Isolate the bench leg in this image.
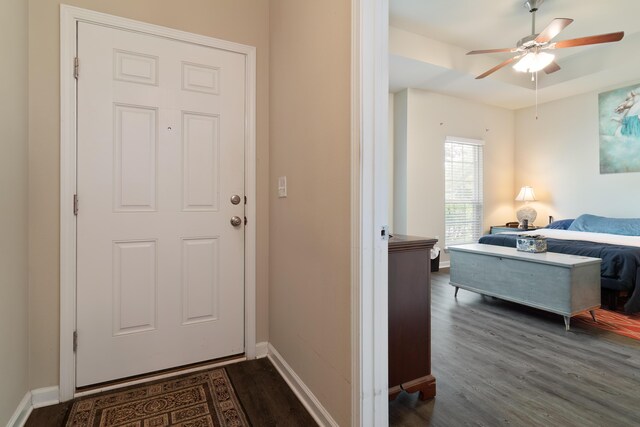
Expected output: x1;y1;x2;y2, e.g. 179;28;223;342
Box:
590;310;597;323
454;286;459;298
564;316;571;331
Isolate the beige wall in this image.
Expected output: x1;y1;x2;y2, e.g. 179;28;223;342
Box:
389;93;395;229
0;0;29;423
393;89;516;263
269;1;352;425
392;90;408;234
515;86;640;221
28;0;270;389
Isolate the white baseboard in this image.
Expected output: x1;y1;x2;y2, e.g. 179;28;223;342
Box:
255;341;269;359
6;386;60;427
31;386;60;409
440;261;450;269
267;344;338;427
6;391;32;427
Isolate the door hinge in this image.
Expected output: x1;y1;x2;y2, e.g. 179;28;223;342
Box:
244;196;247;205
244;216;248;226
73;331;78;353
73;194;78;216
74;57;79;79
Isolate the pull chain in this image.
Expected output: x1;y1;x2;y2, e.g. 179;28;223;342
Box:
534;71;539;120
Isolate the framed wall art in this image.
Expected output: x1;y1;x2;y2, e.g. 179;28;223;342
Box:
599;83;640;174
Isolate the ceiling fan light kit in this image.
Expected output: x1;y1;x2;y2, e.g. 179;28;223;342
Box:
467;0;624;79
512;51;555;73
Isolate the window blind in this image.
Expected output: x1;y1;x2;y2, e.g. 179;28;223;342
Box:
444;137;484;247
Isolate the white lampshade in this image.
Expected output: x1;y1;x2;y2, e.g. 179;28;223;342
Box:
515;186;536;202
512;52;555;73
516;186;537;226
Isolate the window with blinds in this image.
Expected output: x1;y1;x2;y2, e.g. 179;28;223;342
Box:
444;137;484;247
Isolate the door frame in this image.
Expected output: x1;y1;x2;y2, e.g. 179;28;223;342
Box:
351;0;389;425
59;5;257;401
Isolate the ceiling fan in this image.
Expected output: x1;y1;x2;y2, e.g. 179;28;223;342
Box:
468;0;624;79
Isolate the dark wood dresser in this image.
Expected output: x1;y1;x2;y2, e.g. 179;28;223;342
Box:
388;234;438;401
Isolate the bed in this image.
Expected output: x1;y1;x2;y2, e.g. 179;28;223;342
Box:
479;216;640;314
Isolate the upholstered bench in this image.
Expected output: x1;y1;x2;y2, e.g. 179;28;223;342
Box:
449;243;601;330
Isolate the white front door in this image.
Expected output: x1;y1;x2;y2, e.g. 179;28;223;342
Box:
76;22;246;387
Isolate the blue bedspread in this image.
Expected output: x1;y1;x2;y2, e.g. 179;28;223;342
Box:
478;234;640;313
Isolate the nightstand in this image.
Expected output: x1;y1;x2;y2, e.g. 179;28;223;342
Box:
490;225;540;234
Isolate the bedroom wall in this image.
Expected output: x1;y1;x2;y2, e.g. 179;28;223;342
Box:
515;82;640;222
0;0;29;423
269;1;351;425
389;93;395;228
393;90;409;234
393;88;516;263
28;0;270;391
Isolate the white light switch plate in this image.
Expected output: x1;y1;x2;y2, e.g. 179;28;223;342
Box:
278;176;287;198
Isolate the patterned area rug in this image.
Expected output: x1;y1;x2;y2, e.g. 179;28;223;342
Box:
574;308;640;341
65;369;249;427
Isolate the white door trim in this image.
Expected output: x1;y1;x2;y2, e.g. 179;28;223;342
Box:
351;0;389;425
59;4;257;402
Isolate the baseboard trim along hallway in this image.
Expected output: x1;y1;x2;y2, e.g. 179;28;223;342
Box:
267;344;339;427
31;387;60;409
7;386;60;427
7;392;33;427
255;341;269;358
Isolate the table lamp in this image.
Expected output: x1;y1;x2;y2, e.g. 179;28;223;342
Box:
515;186;537;228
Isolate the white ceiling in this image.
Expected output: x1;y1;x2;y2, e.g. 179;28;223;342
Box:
389;0;640;109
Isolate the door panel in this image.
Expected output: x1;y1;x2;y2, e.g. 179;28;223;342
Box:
181;237;220;325
76;22;245;387
113;104;158;212
183;112;219;211
112;240;158;335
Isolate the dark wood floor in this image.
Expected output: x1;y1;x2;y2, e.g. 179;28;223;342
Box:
390;271;640;427
25;358;314;427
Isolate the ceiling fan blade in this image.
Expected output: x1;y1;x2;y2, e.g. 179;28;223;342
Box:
467;48;516;55
550;31;624;49
535;18;574;44
543;61;561;74
475;56;519;79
